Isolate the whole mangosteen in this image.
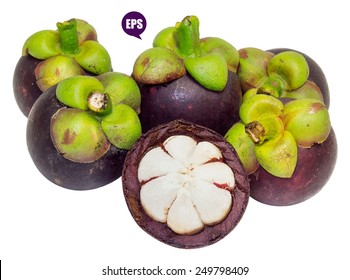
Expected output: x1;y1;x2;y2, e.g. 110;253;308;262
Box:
132;16;242;136
225;93;337;206
27;74;141;190
13;18;112;117
122;120;250;248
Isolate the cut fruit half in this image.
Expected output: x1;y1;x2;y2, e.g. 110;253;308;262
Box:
122;120;250;248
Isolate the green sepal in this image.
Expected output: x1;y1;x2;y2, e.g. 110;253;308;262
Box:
153;27;179;54
50;107;110;163
282;99;331;148
184;53;228;91
101;104;142;150
35;55;84;92
254;130;298;178
267;51;309;91
237;47;273;91
73;40;112;74
22;30;60;59
132;47;186;84
200;37;239;73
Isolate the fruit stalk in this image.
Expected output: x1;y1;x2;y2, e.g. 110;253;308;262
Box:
176;16;201;58
56;19;80;55
245;114;284;144
87;92;111;114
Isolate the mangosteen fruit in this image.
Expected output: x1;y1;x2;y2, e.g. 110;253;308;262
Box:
13;18;112;117
237;47;328;107
132;16;242;136
27;74;141;190
122;120;250;248
225;93;337;206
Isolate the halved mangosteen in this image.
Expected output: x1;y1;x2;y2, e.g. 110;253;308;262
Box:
122;120;250;248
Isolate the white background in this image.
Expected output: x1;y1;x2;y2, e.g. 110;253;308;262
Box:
1;0;349;279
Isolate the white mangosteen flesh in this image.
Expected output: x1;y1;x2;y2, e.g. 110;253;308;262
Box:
138;135;235;235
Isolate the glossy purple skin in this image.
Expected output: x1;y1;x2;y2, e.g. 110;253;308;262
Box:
249;129;337;206
13;55;42;117
138;71;242;136
267;48;330;108
27;85;127;190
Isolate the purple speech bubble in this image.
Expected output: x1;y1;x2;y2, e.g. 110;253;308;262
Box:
121;11;147;40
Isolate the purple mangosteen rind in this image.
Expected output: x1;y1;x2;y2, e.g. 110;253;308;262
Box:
122;119;250;249
13;55;42;117
249;128;337;206
138;70;242;136
27;85;128;190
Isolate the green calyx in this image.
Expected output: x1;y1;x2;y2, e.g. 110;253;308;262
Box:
133;15;239;91
227;93;331;178
238;48;324;102
52;75;142;163
22;18;112;91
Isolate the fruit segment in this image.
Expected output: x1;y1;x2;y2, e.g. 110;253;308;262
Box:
138;135;235;235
